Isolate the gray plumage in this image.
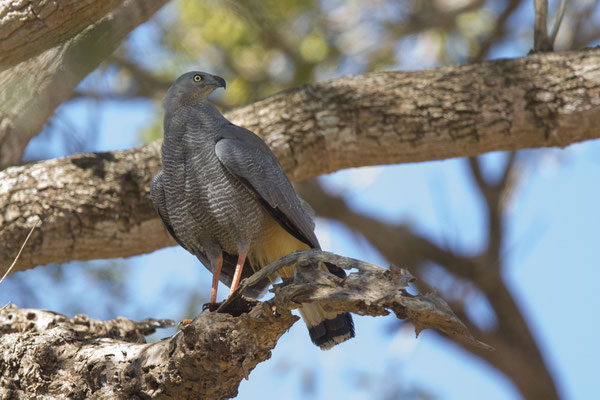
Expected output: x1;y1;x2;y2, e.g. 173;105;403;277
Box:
151;71;354;349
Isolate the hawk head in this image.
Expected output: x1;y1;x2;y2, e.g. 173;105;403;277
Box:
163;71;226;109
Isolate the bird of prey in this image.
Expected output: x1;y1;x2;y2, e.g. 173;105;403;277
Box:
150;71;354;349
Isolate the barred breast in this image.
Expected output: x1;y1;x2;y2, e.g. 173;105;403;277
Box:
161;105;272;258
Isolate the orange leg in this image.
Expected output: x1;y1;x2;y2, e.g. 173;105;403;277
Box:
228;250;248;296
210;256;223;304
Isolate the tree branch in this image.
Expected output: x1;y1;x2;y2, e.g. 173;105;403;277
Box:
0;0;125;70
571;2;600;48
232;250;490;350
548;0;567;47
467;152;518;266
296;178;560;399
533;0;567;52
2;48;600;272
533;0;550;51
0;303;295;399
0;251;487;399
0;141;172;273
222;48;600;180
0;0;169;170
386;0;485;38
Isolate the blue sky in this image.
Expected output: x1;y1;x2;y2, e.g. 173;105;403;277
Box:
6;2;600;399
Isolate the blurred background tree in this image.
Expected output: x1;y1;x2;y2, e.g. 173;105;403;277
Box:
3;0;600;398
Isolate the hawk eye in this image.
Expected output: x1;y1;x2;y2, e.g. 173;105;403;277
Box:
193;74;202;82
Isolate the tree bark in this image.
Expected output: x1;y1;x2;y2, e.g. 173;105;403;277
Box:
0;142;173;272
232;47;600;181
0;303;294;400
0;0;126;70
0;0;168;170
0;251;489;399
2;48;600;273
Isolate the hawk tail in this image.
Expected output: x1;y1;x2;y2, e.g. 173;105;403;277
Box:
299;304;355;350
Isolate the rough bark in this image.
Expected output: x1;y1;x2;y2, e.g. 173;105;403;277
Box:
0;0;168;170
0;0;125;70
230;47;600;181
0;251;489;399
234;250;490;351
2;48;600;273
0;141;174;272
0;303;294;400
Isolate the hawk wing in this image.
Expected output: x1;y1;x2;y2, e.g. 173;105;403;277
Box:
215;123;320;249
150;170;190;252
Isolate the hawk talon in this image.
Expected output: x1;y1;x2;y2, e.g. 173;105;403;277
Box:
178;318;193;328
202;302;222;312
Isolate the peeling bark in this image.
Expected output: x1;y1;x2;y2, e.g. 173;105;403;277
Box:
2;48;600;273
0;0;169;170
0;251;487;399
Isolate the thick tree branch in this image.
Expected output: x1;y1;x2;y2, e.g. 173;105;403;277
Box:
0;0;125;70
0;0;168;170
228;48;600;180
0;141;172;273
2;48;600;272
0;251;488;399
0;303;295;399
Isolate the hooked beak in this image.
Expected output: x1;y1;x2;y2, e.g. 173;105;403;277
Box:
213;75;226;89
